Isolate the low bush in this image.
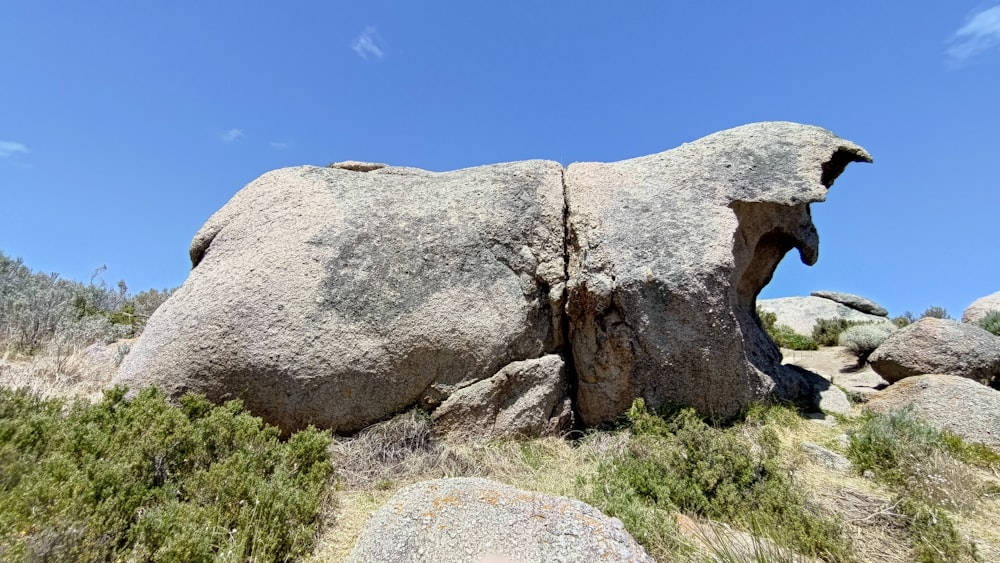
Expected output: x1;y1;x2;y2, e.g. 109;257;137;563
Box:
581;400;850;561
847;409;981;562
977;310;1000;337
920;306;951;320
838;323;897;366
770;325;819;350
0;251;174;358
0;387;332;562
812;318;867;347
892;312;915;328
756;307;818;350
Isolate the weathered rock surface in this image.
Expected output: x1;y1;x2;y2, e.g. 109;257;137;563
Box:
432;354;571;438
116;160;567;433
868;318;1000;384
867;374;1000;452
811;290;888;317
116;122;870;434
347;478;654;563
963;291;1000;325
801;442;852;472
758;296;891;338
566;122;870;424
780;346;889;401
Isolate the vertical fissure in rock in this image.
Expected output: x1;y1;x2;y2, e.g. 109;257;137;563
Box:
558;165;583;430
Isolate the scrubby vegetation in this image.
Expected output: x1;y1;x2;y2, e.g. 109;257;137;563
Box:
581;400;851;561
920;306;951;320
839;323;898;366
758;308;819;350
847;409;992;562
0;387;332;562
978;311;1000;337
812;318;870;347
0;251;172;359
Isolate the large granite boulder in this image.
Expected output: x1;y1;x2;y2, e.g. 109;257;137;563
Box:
867;374;1000;452
811;290;888;317
116;122;871;433
116;160;568;433
757;296;890;338
347;478;654;562
869;318;1000;385
963;291;1000;325
566;122;870;423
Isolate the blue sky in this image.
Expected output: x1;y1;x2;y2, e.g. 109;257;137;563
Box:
2;2;998;319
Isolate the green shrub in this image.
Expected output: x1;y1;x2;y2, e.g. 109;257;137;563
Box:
0;387;332;562
757;308;778;332
756;307;818;350
977;310;1000;337
0;251;175;357
811;318;864;347
892;312;915;328
770;325;819;351
581;400;850;561
847;409;978;562
920;306;951;320
838;323;897;366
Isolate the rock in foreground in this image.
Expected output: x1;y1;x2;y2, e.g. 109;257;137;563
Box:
347;478;653;563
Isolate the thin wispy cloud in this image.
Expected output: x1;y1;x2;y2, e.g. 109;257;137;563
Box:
219;128;245;143
269;141;290;150
0;141;30;158
947;5;1000;63
352;26;385;60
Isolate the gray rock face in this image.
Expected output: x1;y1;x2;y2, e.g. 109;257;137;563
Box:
758;296;891;338
869;318;1000;384
116;122;871;434
801;442;852;472
116;161;567;433
347;478;654;563
432;354;571;438
867;374;1000;452
566;122;870;423
811;290;888;317
963;291;1000;325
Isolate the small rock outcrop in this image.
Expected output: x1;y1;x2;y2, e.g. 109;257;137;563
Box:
432;354;572;438
811;290;888;317
758;296;890;338
347;478;654;563
963;291;1000;325
116;122;870;434
868;318;1000;384
867;374;1000;452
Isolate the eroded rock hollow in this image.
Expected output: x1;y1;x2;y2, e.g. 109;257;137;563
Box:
115;122;871;434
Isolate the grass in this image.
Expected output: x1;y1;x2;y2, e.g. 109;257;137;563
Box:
579;399;852;561
0;386;331;562
847;408;987;562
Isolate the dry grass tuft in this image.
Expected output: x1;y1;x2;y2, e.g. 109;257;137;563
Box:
0;341;123;402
